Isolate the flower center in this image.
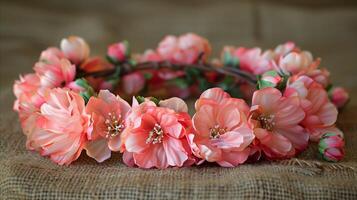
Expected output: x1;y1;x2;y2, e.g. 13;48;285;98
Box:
257;115;275;131
146;123;164;144
209;125;227;139
105;112;125;138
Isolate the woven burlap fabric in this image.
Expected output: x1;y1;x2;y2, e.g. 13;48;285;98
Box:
1;88;357;200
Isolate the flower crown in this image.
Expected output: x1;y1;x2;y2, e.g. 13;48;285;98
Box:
13;33;349;168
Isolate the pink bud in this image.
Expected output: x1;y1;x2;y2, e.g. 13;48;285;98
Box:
319;132;345;162
107;41;129;62
60;36;90;64
329;87;349;108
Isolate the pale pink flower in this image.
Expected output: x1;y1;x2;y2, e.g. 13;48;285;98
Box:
39;47;65;63
190;88;254;167
34;58;76;88
273;41;297;58
31;88;91;165
232;47;273;75
60;36;90;64
249;87;308;159
107;41;129;62
122;72;145;95
277;51;313;75
122;98;193;169
157;33;211;64
85;90;131;162
286;76;338;141
329;87;349;108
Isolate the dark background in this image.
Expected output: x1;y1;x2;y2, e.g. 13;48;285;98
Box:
1;0;357;105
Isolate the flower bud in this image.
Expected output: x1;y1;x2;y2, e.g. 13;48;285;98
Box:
107;41;130;63
60;36;90;64
67;78;95;103
318;132;345;162
329;87;349;109
258;70;283;89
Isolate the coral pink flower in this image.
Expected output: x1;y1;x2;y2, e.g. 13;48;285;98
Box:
249;87;308;159
13;73;42;110
231;47;273;75
305;68;330;88
60;36;90;64
329;87;349;108
122;72;146;95
13;73;46;149
107;41;129;62
34;58;76;88
85;90;131;162
31;88;91;165
190;88;254;167
286;76;338;141
122;97;193;169
157;33;211;64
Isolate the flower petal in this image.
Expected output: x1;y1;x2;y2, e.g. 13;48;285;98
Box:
84;138;111;163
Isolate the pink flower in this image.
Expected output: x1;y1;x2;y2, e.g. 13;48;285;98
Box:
122;72;146;95
190;88;254;167
318;129;345;162
249;87;308;159
231;47;273;75
13;73;46;149
329;87;349;108
273;41;297;58
157;33;211;64
85;90;131;162
305;68;330;88
39;47;65;63
34;58;76;88
31;88;91;165
286;76;338;141
276;51;313;75
122;97;193;169
140;49;162;62
60;36;90;64
107;41;129;62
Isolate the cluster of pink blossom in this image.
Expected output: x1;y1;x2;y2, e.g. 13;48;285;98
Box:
13;34;348;167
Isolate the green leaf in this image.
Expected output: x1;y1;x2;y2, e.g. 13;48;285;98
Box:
197;77;211;91
123;40;131;57
150;97;160;106
143;72;153;80
172;78;189;89
135;96;146;104
264;70;279;77
257;79;275;89
185;68;201;84
106;55;119;65
223;51;239;67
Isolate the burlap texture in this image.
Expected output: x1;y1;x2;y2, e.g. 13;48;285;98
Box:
1;88;357;200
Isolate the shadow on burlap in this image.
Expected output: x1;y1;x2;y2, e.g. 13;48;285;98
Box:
1;88;357;200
